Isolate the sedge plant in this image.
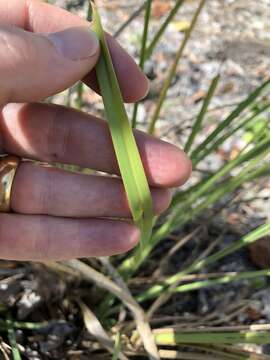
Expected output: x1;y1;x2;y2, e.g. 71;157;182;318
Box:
87;1;270;357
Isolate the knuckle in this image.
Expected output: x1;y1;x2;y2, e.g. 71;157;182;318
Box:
39;168;56;215
0;26;39;103
33;217;51;260
0;26;37;65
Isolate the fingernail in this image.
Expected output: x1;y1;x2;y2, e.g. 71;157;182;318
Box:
47;26;99;61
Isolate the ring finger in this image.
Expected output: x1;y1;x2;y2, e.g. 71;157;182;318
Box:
11;161;172;218
0;214;140;260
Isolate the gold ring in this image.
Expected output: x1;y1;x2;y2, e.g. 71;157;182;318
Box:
0;155;21;213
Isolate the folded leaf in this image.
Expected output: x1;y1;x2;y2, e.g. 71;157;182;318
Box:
91;1;154;248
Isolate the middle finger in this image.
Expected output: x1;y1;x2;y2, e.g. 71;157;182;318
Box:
1;103;191;188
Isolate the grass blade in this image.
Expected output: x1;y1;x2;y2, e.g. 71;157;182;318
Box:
148;0;206;134
91;2;154;247
112;332;121;360
191;78;270;162
132;0;152;128
6;317;21;360
79;301;128;360
184;74;220;154
138;223;270;301
145;0;186;60
192;102;270;165
75;1;92;110
154;329;270;345
172;269;270;293
174;136;270;212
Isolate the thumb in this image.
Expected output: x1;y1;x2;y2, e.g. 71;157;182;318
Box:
0;25;99;104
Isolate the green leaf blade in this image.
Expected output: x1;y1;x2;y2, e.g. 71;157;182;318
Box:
184;74;220;154
91;2;154;247
191;78;270;163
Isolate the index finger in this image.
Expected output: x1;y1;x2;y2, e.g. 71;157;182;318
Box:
0;0;148;103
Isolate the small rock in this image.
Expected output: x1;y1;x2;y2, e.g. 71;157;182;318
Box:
249;237;270;268
17;289;42;319
224;59;245;76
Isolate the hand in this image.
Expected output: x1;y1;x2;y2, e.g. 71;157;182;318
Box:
0;0;191;261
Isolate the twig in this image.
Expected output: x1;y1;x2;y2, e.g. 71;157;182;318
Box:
152;227;201;278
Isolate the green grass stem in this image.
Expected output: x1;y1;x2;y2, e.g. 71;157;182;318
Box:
145;0;186;60
132;0;152;128
148;0;206;134
185;74;220;154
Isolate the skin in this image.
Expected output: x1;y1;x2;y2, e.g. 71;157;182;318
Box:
0;0;192;261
